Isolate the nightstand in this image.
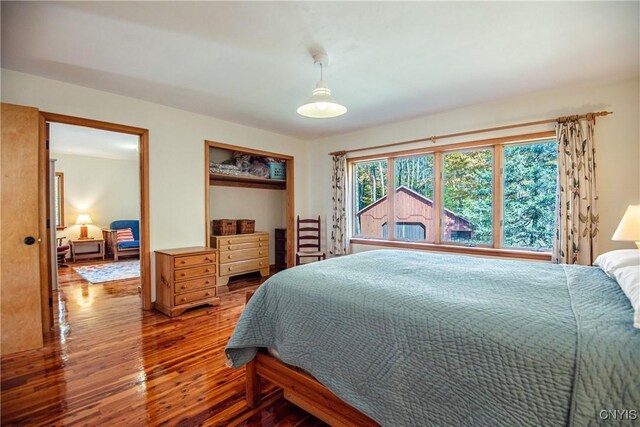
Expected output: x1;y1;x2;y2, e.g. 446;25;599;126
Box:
70;239;105;262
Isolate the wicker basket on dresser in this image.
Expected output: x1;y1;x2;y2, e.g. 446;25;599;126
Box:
210;231;270;292
155;247;220;317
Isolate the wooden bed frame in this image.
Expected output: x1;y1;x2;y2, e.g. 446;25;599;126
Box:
244;291;378;426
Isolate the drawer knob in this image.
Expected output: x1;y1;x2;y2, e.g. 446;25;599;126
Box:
181;273;186;277
227;240;232;244
228;267;233;271
205;292;210;296
181;298;186;302
259;243;263;247
206;269;211;273
181;285;187;289
181;260;186;264
205;280;210;284
228;255;232;259
227;246;232;250
259;251;263;255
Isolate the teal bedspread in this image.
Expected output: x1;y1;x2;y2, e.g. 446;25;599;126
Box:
225;250;640;426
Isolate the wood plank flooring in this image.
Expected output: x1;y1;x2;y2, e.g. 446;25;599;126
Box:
1;261;325;426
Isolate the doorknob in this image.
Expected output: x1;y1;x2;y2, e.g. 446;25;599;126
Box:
24;236;36;245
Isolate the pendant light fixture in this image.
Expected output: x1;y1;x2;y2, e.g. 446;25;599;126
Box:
297;53;347;119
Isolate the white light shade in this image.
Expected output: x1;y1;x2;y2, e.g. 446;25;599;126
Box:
612;205;640;247
297;80;347;119
75;214;93;225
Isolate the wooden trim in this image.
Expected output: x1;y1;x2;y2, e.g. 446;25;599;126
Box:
39;116;52;332
433;152;442;244
40;112;147;136
386;158;394;241
40;113;152;310
54;172;65;230
249;352;378;427
493;145;503;248
139;130;151;310
204;141;296;269
346;131;556;163
350;238;551;261
206;140;293;160
204;143;212;240
210;173;286;190
330;111;611;156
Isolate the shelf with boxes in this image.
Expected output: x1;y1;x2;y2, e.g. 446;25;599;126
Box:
205;141;295;270
208;147;286;190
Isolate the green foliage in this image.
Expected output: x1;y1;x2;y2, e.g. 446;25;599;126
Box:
443;149;493;244
394;156;434;198
355;161;388;211
503;141;557;250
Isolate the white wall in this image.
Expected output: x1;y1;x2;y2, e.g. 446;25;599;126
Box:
54;153;140;241
308;77;640;257
210;187;285;264
1;69;311;301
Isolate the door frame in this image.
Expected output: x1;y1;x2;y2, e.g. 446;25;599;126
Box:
204;140;295;269
40;112;152;315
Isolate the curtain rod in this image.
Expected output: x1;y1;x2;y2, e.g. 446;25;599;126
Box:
329;111;613;156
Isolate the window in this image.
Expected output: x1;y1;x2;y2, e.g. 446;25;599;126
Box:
442;149;493;245
354;160;388;238
394;155;434;241
54;172;65;230
502;141;557;250
349;133;558;254
382;222;426;240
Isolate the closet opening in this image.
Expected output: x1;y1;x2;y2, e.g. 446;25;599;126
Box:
204;141;294;294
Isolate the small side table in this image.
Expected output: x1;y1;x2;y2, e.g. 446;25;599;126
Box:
71;239;105;263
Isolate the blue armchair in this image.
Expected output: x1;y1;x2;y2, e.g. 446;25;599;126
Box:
103;220;140;261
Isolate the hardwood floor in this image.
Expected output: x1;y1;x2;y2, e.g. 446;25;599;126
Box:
1;262;325;426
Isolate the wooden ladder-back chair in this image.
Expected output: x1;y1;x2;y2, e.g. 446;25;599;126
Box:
296;216;326;266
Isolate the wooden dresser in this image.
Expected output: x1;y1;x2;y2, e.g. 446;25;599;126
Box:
155;247;220;317
210;232;270;292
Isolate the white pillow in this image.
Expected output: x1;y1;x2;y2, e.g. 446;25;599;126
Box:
594;250;640;329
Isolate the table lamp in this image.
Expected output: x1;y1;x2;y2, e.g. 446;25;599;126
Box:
76;214;93;240
612;205;640;249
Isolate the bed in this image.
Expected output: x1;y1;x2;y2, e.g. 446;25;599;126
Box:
225;250;640;426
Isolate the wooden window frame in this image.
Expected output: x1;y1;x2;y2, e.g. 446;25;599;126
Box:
54;172;65;230
348;131;556;261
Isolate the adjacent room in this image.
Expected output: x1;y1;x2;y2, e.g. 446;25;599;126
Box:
1;2;638;426
50;123;142;295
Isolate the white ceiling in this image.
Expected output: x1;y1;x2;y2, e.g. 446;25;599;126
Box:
50;123;139;160
2;2;638;140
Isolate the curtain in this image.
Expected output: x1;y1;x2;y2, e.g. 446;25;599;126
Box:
330;153;349;255
552;116;599;265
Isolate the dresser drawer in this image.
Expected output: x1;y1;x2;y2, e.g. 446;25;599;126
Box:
216;233;268;246
219;241;267;252
220;247;268;264
174;253;216;268
174;276;216;293
174;265;216;281
219;257;269;277
174;288;216;306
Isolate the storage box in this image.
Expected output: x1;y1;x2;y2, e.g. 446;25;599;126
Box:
237;219;255;234
268;162;286;180
212;219;237;235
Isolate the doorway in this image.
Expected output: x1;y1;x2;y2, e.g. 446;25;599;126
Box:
41;113;151;326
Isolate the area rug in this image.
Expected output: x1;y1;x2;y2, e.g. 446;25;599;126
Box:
73;260;140;284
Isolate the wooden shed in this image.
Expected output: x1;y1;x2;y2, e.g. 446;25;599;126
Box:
356;186;474;241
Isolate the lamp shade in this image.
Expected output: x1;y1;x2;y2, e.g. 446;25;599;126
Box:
297;80;347;119
612;205;640;243
75;214;93;225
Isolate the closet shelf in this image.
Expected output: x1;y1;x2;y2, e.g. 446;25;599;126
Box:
209;173;286;190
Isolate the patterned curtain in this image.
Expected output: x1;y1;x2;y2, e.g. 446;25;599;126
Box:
552;116;599;265
330;152;349;255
